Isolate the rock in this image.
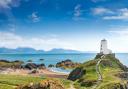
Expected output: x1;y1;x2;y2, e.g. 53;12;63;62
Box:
0;59;10;63
68;67;86;81
13;60;24;64
0;59;24;68
38;63;46;69
56;59;80;69
24;63;46;70
39;59;44;61
48;64;54;67
27;60;32;62
24;63;38;70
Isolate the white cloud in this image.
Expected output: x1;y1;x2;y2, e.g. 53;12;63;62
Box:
0;0;20;9
72;4;86;21
74;4;81;17
92;7;113;15
103;8;128;20
109;29;128;36
29;12;40;22
0;32;75;51
92;7;128;20
107;28;128;52
0;0;12;8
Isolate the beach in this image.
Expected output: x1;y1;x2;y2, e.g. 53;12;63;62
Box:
0;68;68;78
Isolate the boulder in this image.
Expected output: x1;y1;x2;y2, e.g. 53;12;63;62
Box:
56;59;80;69
24;63;37;70
27;60;33;62
24;63;46;70
0;59;10;63
38;63;46;69
39;59;44;61
48;64;54;67
68;67;86;81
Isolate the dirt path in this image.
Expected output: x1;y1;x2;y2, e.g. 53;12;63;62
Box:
96;55;105;81
92;55;105;89
96;59;103;81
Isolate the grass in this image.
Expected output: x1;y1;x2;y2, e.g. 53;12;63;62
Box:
0;74;42;89
59;79;71;88
0;74;71;89
72;54;128;89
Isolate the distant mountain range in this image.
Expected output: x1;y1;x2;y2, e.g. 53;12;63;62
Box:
0;47;96;54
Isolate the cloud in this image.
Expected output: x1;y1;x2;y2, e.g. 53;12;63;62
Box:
0;32;74;51
29;12;41;23
0;0;20;32
92;7;113;15
92;7;128;20
103;8;128;20
74;4;81;17
0;0;12;8
109;28;128;36
72;4;85;21
0;0;20;9
107;28;128;52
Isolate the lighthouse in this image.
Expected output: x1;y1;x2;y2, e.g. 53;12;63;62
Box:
100;39;112;54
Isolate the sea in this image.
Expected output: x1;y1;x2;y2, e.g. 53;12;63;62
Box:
0;53;127;74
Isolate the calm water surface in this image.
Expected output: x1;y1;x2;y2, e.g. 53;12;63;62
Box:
0;53;127;73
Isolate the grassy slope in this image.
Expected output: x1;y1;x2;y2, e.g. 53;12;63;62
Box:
73;54;127;89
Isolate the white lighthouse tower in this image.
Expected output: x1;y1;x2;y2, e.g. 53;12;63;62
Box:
100;39;112;54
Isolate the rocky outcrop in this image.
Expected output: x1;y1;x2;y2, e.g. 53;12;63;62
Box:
39;59;44;61
68;67;86;81
48;64;54;67
0;59;24;68
56;59;80;69
27;60;33;62
0;59;46;70
16;78;65;89
24;63;37;70
38;63;46;69
24;63;46;70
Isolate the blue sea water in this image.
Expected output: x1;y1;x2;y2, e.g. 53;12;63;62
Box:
0;53;96;66
0;53;127;73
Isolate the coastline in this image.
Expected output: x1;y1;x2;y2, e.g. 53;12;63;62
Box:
0;68;68;78
48;67;72;74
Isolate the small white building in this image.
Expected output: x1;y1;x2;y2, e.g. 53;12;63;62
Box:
100;39;112;55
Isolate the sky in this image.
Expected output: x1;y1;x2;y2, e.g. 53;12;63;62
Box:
0;0;128;52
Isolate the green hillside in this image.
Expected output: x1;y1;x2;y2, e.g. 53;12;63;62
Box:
68;54;128;89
